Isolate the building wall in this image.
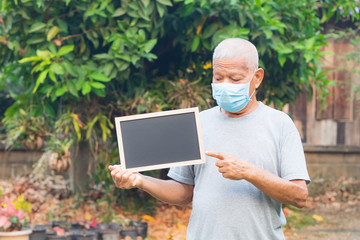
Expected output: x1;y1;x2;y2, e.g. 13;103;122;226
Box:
289;39;360;147
0;149;42;179
288;39;360;180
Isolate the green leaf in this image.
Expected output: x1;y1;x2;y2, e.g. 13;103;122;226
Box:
58;45;74;56
51;63;65;75
90;82;106;89
305;37;316;50
47;26;59;41
131;55;141;65
33;70;49;93
18;56;42;63
100;121;108;141
278;55;286;67
72;117;82;140
191;35;200;52
48;43;57;54
48;70;57;83
103;62;114;76
203;23;218;39
237;28;250;36
36;49;51;58
90;72;110;82
82;82;91;95
85;115;98;139
143;39;157;53
304;53;313;62
142;0;150;8
117;54;131;62
276;46;293;54
55;85;67;96
92;88;106;97
157;0;173;6
112;8;126;17
94;53;112;60
63;62;78;77
29;22;46;33
114;60;130;71
10;216;18;223
156;2;166;17
263;29;273;39
66;80;79;97
44;102;56;118
76;77;85;90
26;36;45;45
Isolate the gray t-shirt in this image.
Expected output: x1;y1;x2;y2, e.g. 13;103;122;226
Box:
168;102;310;240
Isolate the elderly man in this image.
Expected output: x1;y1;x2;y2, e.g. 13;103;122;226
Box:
109;38;310;239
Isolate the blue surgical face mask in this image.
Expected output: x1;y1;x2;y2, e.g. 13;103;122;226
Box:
211;71;256;113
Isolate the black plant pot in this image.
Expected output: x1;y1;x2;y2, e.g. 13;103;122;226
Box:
136;222;148;239
69;229;96;240
96;223;121;240
30;225;49;240
52;221;73;230
120;228;138;240
47;235;72;240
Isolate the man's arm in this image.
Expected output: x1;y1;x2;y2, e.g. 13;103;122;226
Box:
109;165;194;207
206;151;308;208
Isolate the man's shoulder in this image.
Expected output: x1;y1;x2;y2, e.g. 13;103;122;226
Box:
260;103;291;119
258;103;295;127
200;106;219;116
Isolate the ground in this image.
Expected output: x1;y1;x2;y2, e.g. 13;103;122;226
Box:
0;176;359;240
285;177;360;240
285;198;360;240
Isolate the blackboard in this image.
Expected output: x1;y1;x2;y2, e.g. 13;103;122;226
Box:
114;107;205;172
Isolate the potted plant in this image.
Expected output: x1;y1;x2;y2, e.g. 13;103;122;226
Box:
70;218;98;240
46;137;73;174
120;221;147;240
119;221;138;240
0;196;32;240
46;227;71;240
2;108;46;151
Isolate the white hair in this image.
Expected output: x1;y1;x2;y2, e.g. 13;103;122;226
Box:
213;38;259;71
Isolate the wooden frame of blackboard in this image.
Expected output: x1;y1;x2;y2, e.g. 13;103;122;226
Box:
114;107;205;172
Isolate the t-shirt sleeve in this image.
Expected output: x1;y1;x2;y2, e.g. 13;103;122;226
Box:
280;125;311;184
167;165;195;185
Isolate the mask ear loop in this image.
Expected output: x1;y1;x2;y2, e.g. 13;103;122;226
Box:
249;88;256;101
248;70;257;101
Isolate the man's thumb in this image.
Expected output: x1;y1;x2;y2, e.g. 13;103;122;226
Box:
108;165;120;171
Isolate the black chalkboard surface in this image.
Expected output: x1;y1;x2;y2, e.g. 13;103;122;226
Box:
114;107;205;172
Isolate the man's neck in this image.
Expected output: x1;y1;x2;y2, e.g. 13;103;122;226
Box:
220;99;259;118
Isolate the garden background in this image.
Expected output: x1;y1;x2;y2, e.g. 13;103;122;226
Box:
0;0;359;239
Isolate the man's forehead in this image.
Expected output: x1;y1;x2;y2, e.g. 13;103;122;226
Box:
213;57;250;72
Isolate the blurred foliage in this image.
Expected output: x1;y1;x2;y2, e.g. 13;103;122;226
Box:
0;0;359;204
283;205;319;230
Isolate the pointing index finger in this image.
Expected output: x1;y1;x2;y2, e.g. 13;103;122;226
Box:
205;151;225;160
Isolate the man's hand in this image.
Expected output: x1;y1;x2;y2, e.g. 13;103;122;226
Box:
206;151;309;208
205;151;256;180
109;165;194;206
109;165;143;189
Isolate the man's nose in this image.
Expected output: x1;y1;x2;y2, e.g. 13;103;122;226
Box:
223;78;232;83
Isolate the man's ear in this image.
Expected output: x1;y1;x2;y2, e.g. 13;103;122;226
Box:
254;68;264;88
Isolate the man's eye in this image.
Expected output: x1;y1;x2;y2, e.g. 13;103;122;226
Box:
232;79;241;81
